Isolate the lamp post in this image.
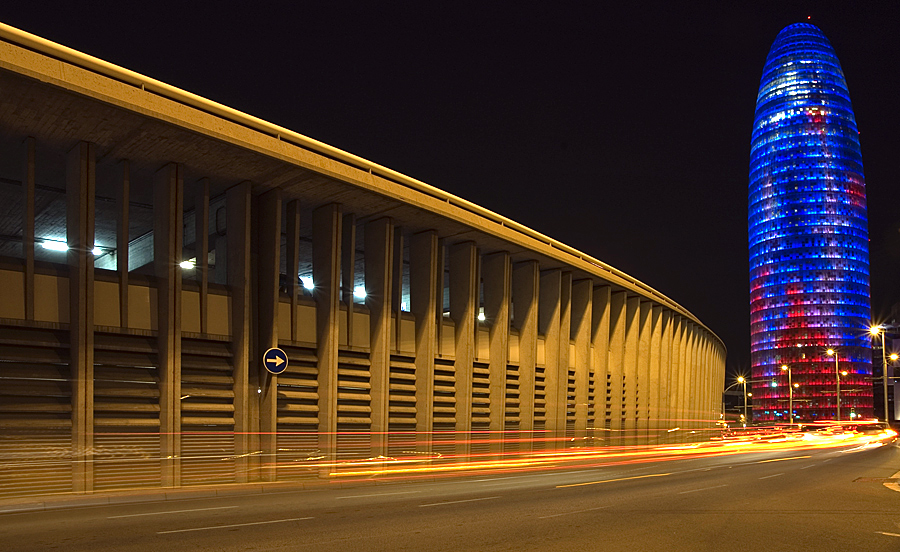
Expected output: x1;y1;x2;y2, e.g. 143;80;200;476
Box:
826;349;848;422
722;376;750;425
780;364;793;425
869;325;889;423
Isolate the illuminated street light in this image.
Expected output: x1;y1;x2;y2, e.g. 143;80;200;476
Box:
869;325;890;423
781;364;793;425
826;348;843;421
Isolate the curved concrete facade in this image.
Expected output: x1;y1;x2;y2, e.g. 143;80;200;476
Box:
0;23;725;497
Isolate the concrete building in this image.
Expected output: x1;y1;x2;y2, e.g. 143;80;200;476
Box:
0;22;725;498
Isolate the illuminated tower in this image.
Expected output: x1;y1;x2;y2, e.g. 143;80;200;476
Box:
749;23;873;422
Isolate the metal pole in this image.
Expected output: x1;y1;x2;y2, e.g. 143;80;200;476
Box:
788;366;793;426
882;331;889;424
835;354;841;422
742;379;748;425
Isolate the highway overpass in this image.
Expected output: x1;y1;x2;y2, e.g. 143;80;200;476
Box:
0;22;725;498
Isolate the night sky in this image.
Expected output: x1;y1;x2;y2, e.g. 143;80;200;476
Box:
4;2;900;377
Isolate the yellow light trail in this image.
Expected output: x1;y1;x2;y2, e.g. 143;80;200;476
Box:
556;473;671;488
756;456;811;463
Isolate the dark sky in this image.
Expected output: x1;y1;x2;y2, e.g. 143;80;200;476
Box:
4;1;900;376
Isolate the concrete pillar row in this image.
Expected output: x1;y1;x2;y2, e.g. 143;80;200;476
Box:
607;291;627;444
590;286;611;439
341;214;356;347
450;241;477;457
637;300;652;443
512;260;539;452
194;178;209;334
116;161;130;329
226;181;251;483
67;141;96;493
312;203;342;470
23;137;35;320
538;269;562;443
410;230;439;452
648;305;663;440
571;279;592;443
623;296;640;443
285;200;301;342
365;217;394;457
154;162;184;487
482;251;511;454
257;188;282;481
658;310;673;431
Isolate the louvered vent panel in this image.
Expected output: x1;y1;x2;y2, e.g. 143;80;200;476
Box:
0;328;73;498
180;337;235;486
276;346;318;480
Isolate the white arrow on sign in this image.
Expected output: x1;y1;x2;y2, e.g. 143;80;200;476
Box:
266;356;285;367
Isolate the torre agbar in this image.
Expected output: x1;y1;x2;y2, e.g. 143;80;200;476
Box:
749;23;873;423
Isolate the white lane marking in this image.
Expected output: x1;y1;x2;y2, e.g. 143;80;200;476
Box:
109;506;238;519
758;473;784;480
538;505;610;519
336;491;421;500
419;496;500;508
678;484;727;494
157;517;311;534
884;470;900;494
876;532;900;537
799;464;815;470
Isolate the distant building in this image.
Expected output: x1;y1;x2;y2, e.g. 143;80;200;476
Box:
749;23;873;422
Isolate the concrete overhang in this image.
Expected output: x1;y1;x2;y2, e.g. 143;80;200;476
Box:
0;21;724;350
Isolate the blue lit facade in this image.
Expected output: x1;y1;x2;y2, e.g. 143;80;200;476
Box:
749;23;873;422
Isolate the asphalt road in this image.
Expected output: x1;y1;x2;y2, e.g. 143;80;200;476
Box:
2;439;899;552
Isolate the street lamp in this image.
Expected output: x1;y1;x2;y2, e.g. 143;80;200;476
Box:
723;376;750;425
781;364;794;425
826;349;848;422
869;325;889;423
737;376;748;424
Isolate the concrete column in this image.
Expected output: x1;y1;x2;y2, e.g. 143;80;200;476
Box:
591;286;611;441
257;188;281;481
285;200;301;342
559;273;572;441
313;203;342;469
341;214;356;346
672;317;685;432
571;280;592;443
410;230;439;452
607;292;627;444
392;228;404;353
623;297;640;443
483;251;510;454
227;182;251;481
23;137;35;320
648;306;662;441
637;301;652;443
450;242;477;457
365;217;394;457
67;142;95;493
116;161;130;328
686;324;697;429
512;261;538;452
659;310;673;432
194;178;209;334
538;270;562;446
154;162;183;487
